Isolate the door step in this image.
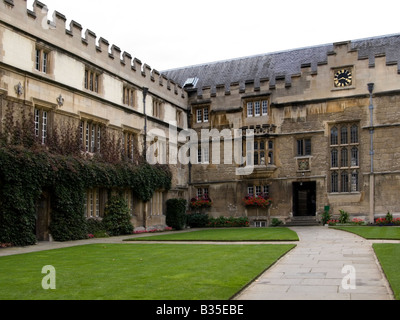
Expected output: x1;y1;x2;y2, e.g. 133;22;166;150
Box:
285;216;320;227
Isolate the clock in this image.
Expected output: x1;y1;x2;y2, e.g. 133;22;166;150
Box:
334;69;353;87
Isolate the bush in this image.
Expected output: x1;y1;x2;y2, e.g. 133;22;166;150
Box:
86;218;109;238
102;196;134;236
271;218;283;227
166;199;187;230
321;209;331;225
187;213;209;228
208;216;249;228
339;210;350;224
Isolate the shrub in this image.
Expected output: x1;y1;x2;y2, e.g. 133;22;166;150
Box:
207;216;249;228
271;218;283;227
187;213;209;228
166;198;187;230
86;218;105;234
386;212;394;224
339;210;349;224
102;196;134;236
321;209;331;225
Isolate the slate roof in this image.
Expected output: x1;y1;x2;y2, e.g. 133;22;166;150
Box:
162;33;400;92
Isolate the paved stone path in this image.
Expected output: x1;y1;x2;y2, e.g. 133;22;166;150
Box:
235;226;395;300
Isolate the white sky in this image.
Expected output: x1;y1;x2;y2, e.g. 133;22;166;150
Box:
27;0;399;71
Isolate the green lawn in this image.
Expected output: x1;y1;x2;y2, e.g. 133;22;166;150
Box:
128;228;299;242
0;243;295;300
332;226;400;240
373;244;400;300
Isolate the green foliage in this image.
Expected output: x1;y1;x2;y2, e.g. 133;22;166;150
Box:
187;213;209;228
166;198;187;230
321;209;331;225
207;216;250;228
271;218;283;227
339;210;350;224
102;196;134;236
0;143;171;245
386;212;394;224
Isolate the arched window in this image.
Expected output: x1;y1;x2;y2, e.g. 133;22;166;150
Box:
341;148;348;167
331;127;338;145
351;147;359;167
341;172;349;192
351;171;359;192
351;125;359;144
341;126;348;145
331;172;339;193
331;149;338;168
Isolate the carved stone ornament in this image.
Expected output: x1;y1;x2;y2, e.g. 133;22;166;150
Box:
56;94;64;107
14;82;24;96
298;158;310;171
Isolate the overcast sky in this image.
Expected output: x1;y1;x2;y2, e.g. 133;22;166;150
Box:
27;0;399;71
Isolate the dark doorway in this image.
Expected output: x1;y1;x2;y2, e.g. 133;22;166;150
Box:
293;182;316;217
36;193;51;241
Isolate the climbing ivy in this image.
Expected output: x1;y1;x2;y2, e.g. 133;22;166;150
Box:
0;146;171;245
0;102;172;246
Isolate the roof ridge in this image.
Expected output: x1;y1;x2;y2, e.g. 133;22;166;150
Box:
162;33;400;74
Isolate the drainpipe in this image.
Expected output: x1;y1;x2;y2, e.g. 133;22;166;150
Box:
142;87;149;159
368;83;375;224
142;87;149;229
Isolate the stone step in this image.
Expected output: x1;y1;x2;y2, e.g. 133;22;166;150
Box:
285;216;320;227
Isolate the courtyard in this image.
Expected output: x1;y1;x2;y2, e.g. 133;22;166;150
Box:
0;226;399;300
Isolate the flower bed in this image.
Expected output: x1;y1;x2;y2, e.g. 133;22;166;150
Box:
375;213;400;226
190;196;213;209
242;194;272;209
375;218;400;226
327;218;366;226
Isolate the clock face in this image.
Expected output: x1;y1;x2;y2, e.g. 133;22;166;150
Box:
334;69;353;87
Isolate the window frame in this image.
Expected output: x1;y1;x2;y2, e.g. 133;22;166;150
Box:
34;107;50;145
84;68;101;93
194;106;210;124
245;98;269;118
297;138;312;157
80;120;102;154
329;123;360;193
35;47;50;74
123;86;136;108
247;184;270;197
252;138;275;166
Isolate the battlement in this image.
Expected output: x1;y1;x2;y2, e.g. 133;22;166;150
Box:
164;33;400;102
0;0;188;106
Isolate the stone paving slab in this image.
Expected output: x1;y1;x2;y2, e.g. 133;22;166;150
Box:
235;226;395;301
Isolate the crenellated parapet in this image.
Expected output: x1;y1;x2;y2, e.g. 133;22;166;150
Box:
0;0;188;107
164;34;400;104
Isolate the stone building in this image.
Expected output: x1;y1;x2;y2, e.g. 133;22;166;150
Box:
0;0;189;240
1;0;400;241
164;34;400;226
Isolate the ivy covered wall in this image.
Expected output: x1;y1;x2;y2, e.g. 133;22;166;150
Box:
0;101;172;246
